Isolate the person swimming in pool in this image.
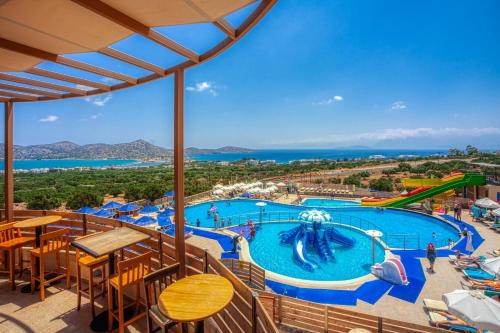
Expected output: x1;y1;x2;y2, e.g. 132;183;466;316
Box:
196;218;201;228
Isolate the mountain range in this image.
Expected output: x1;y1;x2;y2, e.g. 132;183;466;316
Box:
0;140;253;160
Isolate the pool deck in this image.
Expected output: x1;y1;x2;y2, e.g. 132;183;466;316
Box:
335;210;498;326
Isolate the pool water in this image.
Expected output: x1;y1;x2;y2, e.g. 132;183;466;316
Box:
302;198;360;207
184;199;460;249
248;223;385;281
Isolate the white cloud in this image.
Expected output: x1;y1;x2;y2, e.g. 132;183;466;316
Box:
80;113;103;121
39;115;59;122
84;93;112;107
270;127;500;146
75;84;94;91
391;101;407;110
186;81;218;96
313;95;343;105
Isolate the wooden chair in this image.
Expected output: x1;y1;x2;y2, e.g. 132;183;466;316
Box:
0;222;35;290
108;251;152;333
143;263;180;333
30;228;71;301
75;233;108;318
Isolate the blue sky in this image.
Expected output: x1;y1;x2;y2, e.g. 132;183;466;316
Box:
4;0;500;149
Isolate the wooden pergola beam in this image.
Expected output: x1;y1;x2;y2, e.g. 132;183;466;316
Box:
98;47;166;76
0;73;87;95
0;90;38;101
26;68;111;91
71;0;200;63
213;18;236;39
173;69;186;277
0;83;62;98
0;37;137;84
4;102;14;221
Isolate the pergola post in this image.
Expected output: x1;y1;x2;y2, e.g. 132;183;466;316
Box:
4;102;13;222
173;70;186;277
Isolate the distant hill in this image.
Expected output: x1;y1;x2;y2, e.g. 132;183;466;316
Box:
0;140;253;160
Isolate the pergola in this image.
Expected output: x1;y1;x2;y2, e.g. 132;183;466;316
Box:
0;0;275;275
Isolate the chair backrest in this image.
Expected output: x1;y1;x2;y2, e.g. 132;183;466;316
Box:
143;263;180;311
0;222;21;243
117;251;153;288
40;228;70;255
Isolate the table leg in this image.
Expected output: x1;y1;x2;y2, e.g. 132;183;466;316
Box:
20;227;42;293
195;321;204;333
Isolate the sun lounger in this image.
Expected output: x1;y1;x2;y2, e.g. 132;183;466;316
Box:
423;299;448;312
427;311;480;332
463;268;496;280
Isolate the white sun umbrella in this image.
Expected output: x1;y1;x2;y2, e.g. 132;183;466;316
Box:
213;184;223;190
465;230;474;253
213;189;224;195
480;257;500;278
299;209;331;223
254;181;263;186
266;181;275;187
475;198;500;209
268;185;278;192
443;289;500;331
277;182;286;187
491;208;500;217
260;188;271;195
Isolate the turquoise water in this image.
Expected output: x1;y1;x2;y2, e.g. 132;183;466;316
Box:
249;223;385;281
302;198;360;207
0;159;159;170
191;149;446;163
184;199;460;249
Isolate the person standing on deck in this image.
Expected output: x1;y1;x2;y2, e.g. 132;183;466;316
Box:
426;242;437;273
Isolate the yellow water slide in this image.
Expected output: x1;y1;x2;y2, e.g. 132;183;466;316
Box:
401;173;464;188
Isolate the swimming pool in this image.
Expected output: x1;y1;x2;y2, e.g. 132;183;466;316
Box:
247;222;385;281
184;199;460;249
302;198;360;207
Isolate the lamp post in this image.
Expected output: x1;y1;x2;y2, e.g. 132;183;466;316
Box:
365;230;383;265
256;202;267;223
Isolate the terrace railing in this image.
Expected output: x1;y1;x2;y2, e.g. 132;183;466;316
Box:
258;291;448;333
221;258;266;291
4;209;279;333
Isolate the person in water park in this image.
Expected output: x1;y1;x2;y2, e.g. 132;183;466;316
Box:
426;242;437;273
214;212;219;229
231;231;243;253
249;224;256;239
196;218;201;227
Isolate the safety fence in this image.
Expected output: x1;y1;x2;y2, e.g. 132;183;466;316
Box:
257;291;447;333
221;258;266;290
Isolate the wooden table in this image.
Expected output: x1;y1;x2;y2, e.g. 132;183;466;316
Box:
14;215;62;293
71;227;150;332
158;274;234;333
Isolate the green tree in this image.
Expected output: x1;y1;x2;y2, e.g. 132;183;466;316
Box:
448;148;464;157
66;190;103;209
465;145;480;156
343;174;362;186
369;177;394;192
329;177;341;184
27;192;62;210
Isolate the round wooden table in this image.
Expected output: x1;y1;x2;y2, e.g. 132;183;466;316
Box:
14;215;62;292
158;274;234;333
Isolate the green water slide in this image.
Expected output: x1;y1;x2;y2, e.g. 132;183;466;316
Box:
386;173;486;208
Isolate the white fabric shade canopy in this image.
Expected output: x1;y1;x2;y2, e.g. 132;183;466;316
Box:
443;289;500;331
475;198;500;209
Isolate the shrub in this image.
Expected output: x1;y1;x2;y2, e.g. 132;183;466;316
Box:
27;192;62;210
66;190;103;209
343;174;362;186
329;177;341;184
369;177;394;192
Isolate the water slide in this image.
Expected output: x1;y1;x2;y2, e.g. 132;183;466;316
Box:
325;227;356;247
361;173;485;208
293;228;317;271
314;229;335;261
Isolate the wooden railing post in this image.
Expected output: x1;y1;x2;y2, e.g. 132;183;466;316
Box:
378;317;383;333
277;294;282;325
158;232;163;267
82;214;87;236
324;305;329;333
251;291;257;333
203;249;208;273
249;261;253;287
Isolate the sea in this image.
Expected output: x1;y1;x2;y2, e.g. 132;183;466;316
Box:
191;149;447;164
0;149;446;170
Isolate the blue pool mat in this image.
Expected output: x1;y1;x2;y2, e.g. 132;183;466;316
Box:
221;252;239;259
355;279;393;304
